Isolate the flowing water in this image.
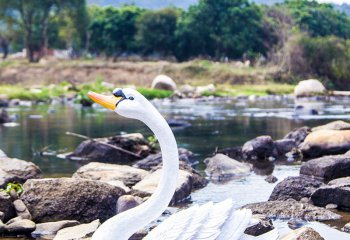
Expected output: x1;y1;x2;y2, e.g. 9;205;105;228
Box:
1;95;350;239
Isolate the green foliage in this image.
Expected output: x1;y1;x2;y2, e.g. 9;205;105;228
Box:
136;88;173;99
77;79;113;104
147;135;159;149
4;182;23;195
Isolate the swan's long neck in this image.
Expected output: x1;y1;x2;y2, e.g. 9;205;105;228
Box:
92;103;179;240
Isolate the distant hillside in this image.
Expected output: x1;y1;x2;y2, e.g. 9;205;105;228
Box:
87;0;350;16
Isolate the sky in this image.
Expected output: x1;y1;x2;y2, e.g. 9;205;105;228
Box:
318;0;350;3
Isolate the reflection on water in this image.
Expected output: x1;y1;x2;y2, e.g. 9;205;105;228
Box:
1;96;350;237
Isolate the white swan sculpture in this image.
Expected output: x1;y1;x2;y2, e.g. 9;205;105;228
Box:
88;88;279;240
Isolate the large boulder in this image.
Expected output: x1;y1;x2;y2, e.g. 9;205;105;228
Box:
132;169;192;204
242;136;274;161
20;178;125;223
312;121;350;132
73;162;149;187
284;127;311;146
311;177;350;210
281;227;324;240
300;154;350;182
0;191;15;222
269;176;324;201
300;130;350;158
0;157;42;188
294;79;326;97
151;75;176;91
243;200;340;221
204;154;251;181
68;133;152;163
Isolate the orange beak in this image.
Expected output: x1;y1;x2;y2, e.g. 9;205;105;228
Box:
88;91;122;111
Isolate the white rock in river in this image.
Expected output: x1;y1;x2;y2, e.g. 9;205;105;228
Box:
294;79;326;97
151;75;176;91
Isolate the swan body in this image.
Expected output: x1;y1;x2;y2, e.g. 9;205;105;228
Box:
88;88;279;240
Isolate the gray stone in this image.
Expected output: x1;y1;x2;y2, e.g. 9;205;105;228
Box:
265;175;278;183
294;79;326;97
269;176;323;201
312;120;350;132
0;211;4;221
21;178;125;223
342;222;350;233
0;157;42;188
32;220;80;238
204;154;251;181
300;154;350;182
281;227;324;240
53;219;100;240
0;220;5;234
73;162;149;187
242;136;274;161
284;127;311;146
117;195;142;214
273;139;296;157
151;75;176;91
0;190;15;222
13;199;31;220
5;219;36;234
243;200;340;221
244;215;274;236
325;203;338;209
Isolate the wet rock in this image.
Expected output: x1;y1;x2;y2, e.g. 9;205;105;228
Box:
204;154;251;181
117;195;142;214
9;189;19;200
273;139;296;157
73;162;149;187
300;130;350;158
68;133;152;163
294;79;326;97
167;119;191;128
0;211;4;221
13;199;31;220
32;220;80;238
269;176;323;201
311;177;350;211
281;227;324;240
133;148;196;171
151;75;176;91
217;147;244;161
178;162;208;189
243;200;340;221
20;178;125;223
342;222;350;233
5;219;36;234
300;154;350;182
0;157;42;188
0;95;9;108
244;215;274;236
53;219;100;240
265;175;278;183
284;127;311;146
132;169;192;205
242;136;274;161
0;220;5;233
312;120;350;132
0;110;10;124
130;230;148;240
0;190;15;222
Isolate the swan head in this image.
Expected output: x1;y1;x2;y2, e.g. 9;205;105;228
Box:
88;88;151;119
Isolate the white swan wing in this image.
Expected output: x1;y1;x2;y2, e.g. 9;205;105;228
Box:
217;208;252;240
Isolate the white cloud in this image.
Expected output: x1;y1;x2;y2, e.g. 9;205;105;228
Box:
317;0;350;4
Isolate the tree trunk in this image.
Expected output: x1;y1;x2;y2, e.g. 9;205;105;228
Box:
0;37;9;59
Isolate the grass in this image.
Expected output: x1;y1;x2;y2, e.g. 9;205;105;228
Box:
137;88;173;99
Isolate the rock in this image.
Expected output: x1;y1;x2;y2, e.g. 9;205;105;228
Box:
0;95;9;108
0;157;42;188
217;147;244;161
151;75;176;91
167;119;191;128
243;200;340;221
0;211;4;221
5;219;36;234
244;215;274;236
311;177;350;210
273;139;296;157
242;136;274;161
132;169;192;205
0;220;5;233
0;110;10;124
294;79;326;97
20;178;125;223
284;127;311;146
68;133;152;163
204;154;251;181
133;148;196;171
265;175;278;183
178;162;208;189
195;84;216;95
343;222;350;233
53;219;100;240
0;190;15;222
117;195;142;214
300;154;350;182
73;162;149;187
269;176;323;201
13;199;32;220
300;130;350;158
281;227;324;240
325;203;338;209
9;189;19;200
312;120;350;132
32;220;80;238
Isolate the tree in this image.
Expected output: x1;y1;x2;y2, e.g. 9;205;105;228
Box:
0;0;87;62
175;0;265;61
136;8;180;57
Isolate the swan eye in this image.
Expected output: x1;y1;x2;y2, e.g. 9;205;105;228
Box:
128;97;134;100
